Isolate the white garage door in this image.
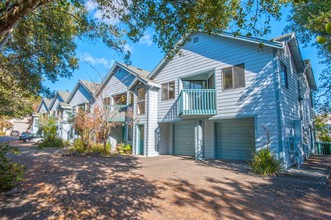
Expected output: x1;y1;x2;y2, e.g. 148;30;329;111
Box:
215;118;255;160
173;121;195;156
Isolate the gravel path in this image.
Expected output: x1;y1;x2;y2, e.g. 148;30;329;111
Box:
0;141;330;219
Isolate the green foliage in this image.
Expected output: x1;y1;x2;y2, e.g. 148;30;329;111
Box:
314;114;331;142
69;138;87;154
116;143;132;155
69;138;112;156
38;137;64;149
285;1;331;107
40;116;57;142
0;143;24;191
249;148;282;176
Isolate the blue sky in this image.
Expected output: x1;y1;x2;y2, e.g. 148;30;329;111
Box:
44;5;324;93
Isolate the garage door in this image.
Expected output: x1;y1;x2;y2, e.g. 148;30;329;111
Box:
215;118;255;160
173;121;195;156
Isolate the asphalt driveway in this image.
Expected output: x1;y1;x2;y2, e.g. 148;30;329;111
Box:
0;142;330;219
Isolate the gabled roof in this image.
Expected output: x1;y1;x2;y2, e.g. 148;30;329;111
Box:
272;32;305;72
48;90;71;111
67;80;99;104
95;61;157;96
148;31;285;79
80;80;99;94
304;60;317;91
58;90;70;102
37;98;52;113
273;33;317;90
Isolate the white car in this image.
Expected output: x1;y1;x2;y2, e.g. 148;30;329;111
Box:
30;136;44;144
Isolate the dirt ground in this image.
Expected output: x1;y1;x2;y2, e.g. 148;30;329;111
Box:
0;141;330;220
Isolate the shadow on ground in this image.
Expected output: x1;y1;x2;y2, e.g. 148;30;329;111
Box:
1;145;330;220
0;147;162;219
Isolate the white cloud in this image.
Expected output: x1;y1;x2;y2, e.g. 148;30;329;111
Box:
85;0;98;11
81;52;114;68
123;44;133;54
139;32;153;47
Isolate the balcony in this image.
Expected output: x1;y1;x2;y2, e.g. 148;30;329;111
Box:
178;89;216;115
107;105;127;122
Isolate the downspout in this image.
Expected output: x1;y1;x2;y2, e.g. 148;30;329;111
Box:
273;49;284;161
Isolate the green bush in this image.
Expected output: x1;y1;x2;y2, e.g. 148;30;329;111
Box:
69;138;87;154
38;137;64;149
69;139;112;156
116;143;132;154
249;148;282;176
0;143;24;191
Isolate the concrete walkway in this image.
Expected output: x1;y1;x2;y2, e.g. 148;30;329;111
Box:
286;155;331;183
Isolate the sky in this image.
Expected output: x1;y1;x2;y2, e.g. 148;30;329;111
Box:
44;5;324;94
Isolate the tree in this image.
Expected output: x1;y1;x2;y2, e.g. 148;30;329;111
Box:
39;116;57;141
0;1;292;94
0;71;38;117
285;1;331;108
314;113;331;142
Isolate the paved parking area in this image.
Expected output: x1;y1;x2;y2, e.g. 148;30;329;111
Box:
0;142;330;219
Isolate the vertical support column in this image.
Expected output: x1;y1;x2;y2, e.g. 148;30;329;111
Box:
195;119;204;160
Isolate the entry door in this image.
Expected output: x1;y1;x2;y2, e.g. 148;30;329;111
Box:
137;125;144;155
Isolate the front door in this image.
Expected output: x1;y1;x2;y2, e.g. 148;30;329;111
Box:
137;125;144;155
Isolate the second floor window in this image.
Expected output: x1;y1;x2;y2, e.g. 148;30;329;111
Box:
113;93;127;105
280;62;288;88
103;97;111;108
222;64;245;90
137;87;145;115
161;81;175;101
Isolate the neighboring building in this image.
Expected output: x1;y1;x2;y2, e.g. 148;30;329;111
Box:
48;90;71;140
94;62;156;148
5;117;29;135
66;80;99;140
31;98;52;134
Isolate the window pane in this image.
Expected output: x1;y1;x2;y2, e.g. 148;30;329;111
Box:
169;81;175;99
183;80;190;89
137;101;145;114
233;64;245;88
161;83;168;101
128;126;133;141
208;75;214;89
280;62;288;88
114;93;126;105
137;87;145;101
223;68;233;90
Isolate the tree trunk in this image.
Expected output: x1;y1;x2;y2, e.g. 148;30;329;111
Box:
0;0;53;40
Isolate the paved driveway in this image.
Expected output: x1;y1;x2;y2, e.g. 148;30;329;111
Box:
0;142;330;219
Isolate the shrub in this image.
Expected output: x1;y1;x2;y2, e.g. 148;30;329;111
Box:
38;137;64;149
69;138;87;154
117;143;132;154
69;139;112;156
0;143;24;191
249;148;282;176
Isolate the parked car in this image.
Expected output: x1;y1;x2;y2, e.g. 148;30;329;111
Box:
10;130;20;136
21;133;37;142
30;136;44;144
19;132;29;140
